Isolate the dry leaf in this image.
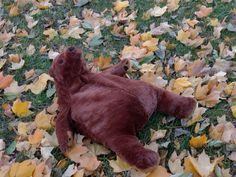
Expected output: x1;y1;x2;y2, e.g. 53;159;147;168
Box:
9;160;36;177
113;0;129;12
65;144;88;163
172;77;192;94
26;44;36;56
121;46;147;60
25;14;38;29
28;129;44;145
195;6;213;18
109;156;131;173
25;73;53;94
167;0;180;12
43;28;58;41
150;129;167;142
78;153;100;171
185;151;223;177
189;134;208;148
0;59;7;69
9;4;19;16
147;6;167;17
12;99;32;117
0;72;13;89
147;165;171;177
93;56;112;69
35;110;54;129
228;152;236;161
4;81;25;96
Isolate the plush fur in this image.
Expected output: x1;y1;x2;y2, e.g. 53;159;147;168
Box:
49;47;197;170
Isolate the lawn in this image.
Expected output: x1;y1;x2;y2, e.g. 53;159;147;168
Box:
0;0;236;177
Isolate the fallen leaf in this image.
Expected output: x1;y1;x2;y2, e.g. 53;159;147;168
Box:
189;134;208;148
109;156;131;173
172;77;192;94
121;46;147;60
12;99;32;117
25;14;38;29
9;4;19;16
78;153;100;171
185;151;223;177
93;56;112;69
28;129;44;145
62;164;78;177
150;129;167;142
147;165;171;177
35;109;54;129
195;5;213;18
113;0;129;12
228;152;236;161
0;72;13;89
4;81;25;96
9;160;36;177
65;144;88;163
26;44;36;56
147;6;167;17
0;59;7;69
25;73;53;94
43;28;58;41
167;0;180;12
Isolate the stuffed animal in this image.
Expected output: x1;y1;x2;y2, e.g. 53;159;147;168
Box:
49;47;197;170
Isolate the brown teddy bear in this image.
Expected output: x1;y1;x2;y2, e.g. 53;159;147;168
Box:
49;47;197;170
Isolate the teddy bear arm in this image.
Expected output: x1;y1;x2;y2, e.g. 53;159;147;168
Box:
155;87;197;118
56;109;75;152
106;134;159;170
102;59;129;76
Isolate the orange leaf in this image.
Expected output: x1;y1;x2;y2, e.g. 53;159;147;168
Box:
0;72;13;89
147;165;171;177
28;129;44;145
93;56;112;70
195;6;212;18
189;134;208;148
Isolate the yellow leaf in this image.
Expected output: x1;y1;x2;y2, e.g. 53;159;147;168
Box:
12;99;32;117
184;157;200;177
141;32;153;41
35;109;54;129
10;160;36;177
231;105;236;118
189;134;208;148
142;38;159;52
109;156;131;173
186;151;224;177
147;165;171;177
9;4;19;16
224;82;236;95
93;56;112;69
28;129;44;145
174;58;186;72
195;6;213;18
33;162;50;177
208;18;219;27
25;73;53;94
176;30;191;43
113;0;129;12
17;122;30;135
43;28;58;41
172;77;192;94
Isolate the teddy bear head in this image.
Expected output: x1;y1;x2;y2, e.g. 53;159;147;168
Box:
49;47;86;83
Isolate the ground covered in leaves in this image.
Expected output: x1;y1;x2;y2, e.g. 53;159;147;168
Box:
0;0;236;177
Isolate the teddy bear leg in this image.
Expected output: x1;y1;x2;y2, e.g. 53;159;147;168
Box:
102;59;129;76
155;87;197;118
107;135;159;170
